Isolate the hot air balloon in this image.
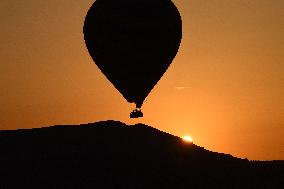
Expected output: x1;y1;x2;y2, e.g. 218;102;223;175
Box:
83;0;182;118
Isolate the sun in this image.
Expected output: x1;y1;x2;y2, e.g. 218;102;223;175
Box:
182;136;193;143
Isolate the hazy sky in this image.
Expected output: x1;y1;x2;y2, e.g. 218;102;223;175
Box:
1;0;283;160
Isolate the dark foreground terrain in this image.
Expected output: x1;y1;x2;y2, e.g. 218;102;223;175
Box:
0;120;283;188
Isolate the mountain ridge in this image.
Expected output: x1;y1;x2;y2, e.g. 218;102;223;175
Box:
0;120;283;188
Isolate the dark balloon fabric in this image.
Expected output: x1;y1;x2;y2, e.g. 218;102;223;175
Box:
84;0;182;108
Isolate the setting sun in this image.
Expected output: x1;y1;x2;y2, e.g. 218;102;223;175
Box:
182;136;193;143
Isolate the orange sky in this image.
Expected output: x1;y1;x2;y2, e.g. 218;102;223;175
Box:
1;0;283;160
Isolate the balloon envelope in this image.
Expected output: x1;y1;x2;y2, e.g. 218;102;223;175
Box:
84;0;182;108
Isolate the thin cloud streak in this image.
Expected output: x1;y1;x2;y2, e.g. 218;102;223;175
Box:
175;87;192;91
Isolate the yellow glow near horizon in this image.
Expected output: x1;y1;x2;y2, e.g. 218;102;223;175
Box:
182;136;193;143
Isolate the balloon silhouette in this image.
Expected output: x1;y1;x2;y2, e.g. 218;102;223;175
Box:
84;0;182;118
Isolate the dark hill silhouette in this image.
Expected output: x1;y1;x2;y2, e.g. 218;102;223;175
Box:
0;120;283;188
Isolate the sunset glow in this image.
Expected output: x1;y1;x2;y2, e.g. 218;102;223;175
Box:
0;0;283;160
182;136;193;143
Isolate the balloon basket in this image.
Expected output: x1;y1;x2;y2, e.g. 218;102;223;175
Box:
130;108;143;118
